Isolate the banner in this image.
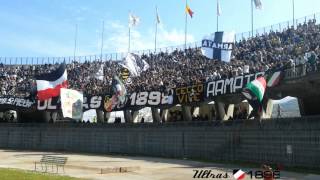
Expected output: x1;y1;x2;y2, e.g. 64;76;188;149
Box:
60;88;83;119
206;72;265;98
0;96;35;109
127;90;174;107
37;95;102;111
174;84;204;104
201;31;235;62
0;71;276;112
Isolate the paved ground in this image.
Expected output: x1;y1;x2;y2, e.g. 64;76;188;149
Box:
0;149;318;180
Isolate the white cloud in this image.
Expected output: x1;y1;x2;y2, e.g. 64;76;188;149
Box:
103;21;195;54
158;26;195;45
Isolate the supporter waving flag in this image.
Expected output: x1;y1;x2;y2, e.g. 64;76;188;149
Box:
120;53;149;77
104;75;127;112
95;64;104;81
112;75;127;104
242;76;266;102
242;76;266;118
36;63;68;101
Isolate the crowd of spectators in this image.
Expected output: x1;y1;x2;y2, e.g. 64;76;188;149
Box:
0;19;320;97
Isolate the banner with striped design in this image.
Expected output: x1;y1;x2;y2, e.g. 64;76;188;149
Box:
36;63;68;101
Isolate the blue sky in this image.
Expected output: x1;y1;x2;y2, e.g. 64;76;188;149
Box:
0;0;320;57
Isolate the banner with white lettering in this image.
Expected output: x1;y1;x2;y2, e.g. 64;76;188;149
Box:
126;89;174;108
0;96;35;110
0;72;270;112
205;72;265;98
201;31;235;62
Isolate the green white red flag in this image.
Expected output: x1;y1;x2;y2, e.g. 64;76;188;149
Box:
242;76;266;102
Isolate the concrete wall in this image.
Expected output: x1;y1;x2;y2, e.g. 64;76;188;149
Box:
0;117;319;169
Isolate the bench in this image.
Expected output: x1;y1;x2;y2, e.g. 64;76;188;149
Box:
34;155;68;173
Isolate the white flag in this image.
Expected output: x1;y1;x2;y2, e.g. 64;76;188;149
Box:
60;88;83;120
129;13;140;27
156;7;161;24
217;0;222;16
120;53;149;77
95;64;104;81
254;0;262;9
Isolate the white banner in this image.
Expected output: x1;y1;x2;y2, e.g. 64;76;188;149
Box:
61;88;83;120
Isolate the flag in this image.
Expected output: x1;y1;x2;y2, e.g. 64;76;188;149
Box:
95;64;104;81
156;7;161;24
119;53;149;77
254;0;262;9
267;71;282;87
60;88;83;120
185;4;194;18
36;63;68;101
104;76;127;112
112;76;127;104
120;68;132;84
201;31;235;62
242;76;266;102
217;0;222;16
129;13;140;27
120;68;130;82
233;169;246;180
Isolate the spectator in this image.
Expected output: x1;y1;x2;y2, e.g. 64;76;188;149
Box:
0;18;319;97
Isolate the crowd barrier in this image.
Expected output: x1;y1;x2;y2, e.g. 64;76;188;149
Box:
0;116;319;169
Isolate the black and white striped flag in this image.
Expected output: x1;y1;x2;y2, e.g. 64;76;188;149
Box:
201;31;235;62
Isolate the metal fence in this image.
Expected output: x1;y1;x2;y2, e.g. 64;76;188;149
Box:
1;12;320;65
236;12;320;41
283;63;320;80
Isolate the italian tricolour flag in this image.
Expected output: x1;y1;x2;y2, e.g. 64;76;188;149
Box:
242;77;266;102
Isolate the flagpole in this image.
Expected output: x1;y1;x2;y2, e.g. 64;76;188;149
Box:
217;15;219;32
73;24;78;61
216;0;219;31
100;20;104;61
155;6;158;52
251;0;254;37
292;0;295;28
128;27;131;53
184;0;187;51
128;11;131;53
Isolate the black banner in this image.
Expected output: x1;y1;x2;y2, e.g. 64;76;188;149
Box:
174;84;204;104
0;72;266;112
126;90;174;107
0;96;35;109
206;72;265;98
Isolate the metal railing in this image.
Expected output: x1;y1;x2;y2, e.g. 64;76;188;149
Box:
1;12;320;65
235;12;320;41
283;63;320;80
